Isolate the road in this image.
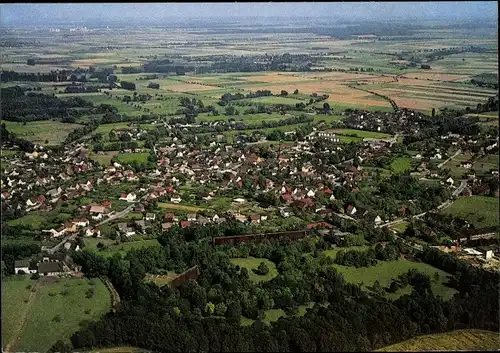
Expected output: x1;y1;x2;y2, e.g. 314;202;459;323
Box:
438;149;462;169
47;204;136;254
452;180;468;197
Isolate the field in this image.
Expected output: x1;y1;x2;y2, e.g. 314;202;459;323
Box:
230;257;278;283
390;156;412;173
332;259;457;300
115;152;150;164
1;120;83;145
86;239;161;258
443;196;499;228
3;277;111;352
89;151;120;166
157;202;203;213
379;329;500;352
241;302;316;326
145;272;178;287
332;128;392;139
89;347;149;353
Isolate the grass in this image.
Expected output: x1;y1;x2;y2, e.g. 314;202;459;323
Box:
443;196;499;229
115;152;150;164
241;302;315;326
333;128;392;139
390;156;412;173
332;259;457;300
88;239;161;258
157;202;203;212
9;278;111;353
322;245;371;259
390;221;410;233
1;276;37;349
2;120;83;145
7;214;46;230
379;329;500;352
145;272;178;287
230;257;278;283
89;151;119;166
89;347;150;353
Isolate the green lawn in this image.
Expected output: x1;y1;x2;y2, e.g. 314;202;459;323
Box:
2;120;83;145
90;239;161;258
115;152;150;164
334;128;392;139
9;278;111;353
332;259;457;300
241;302;316;326
230;257;278;283
390;156;412;173
7;214;46;230
1;276;37;349
443;196;499;229
322;245;371;259
390;221;410;233
379;329;500;352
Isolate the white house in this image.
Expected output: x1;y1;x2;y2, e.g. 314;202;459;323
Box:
42;228;64;238
374;215;383;225
329;194;336;201
119;193;137;202
14;259;35;274
145;213;156;221
446;177;454;185
306;190;315;198
85;228;101;237
71;218;89;227
170;196;182;204
260;215;268;221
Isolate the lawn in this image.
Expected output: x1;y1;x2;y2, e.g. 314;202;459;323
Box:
8;278;111;353
157;202;203;212
1;276;37;350
332;259;457;300
379;329;500;352
333;128;392;139
241;302;316;326
230;257;278;283
115;152;150;164
1;120;83;145
89;347;150;353
88;151;119;166
7;214;46;230
389;221;410;233
145;272;178;287
322;245;371;259
443;196;499;229
390;156;412;173
89;239;161;258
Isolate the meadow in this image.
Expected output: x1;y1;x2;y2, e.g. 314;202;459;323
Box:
390;156;412;173
230;257;278;283
332;128;392;139
157;202;204;213
379;329;500;352
331;259;457;300
115;152;150;164
443;196;499;228
3;277;111;353
85;238;161;258
1;120;83;145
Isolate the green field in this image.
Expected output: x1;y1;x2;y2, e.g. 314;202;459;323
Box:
390;156;412;173
334;128;392;139
379;329;500;352
322;245;370;259
241;302;316;326
332;259;457;300
115;152;150;164
89;151;119;166
4;277;111;353
157;202;203;212
7;214;46;230
390;221;410;233
230;257;278;283
443;196;499;228
87;239;161;258
2;120;83;145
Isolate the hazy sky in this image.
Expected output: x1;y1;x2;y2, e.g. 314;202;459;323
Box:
1;2;498;25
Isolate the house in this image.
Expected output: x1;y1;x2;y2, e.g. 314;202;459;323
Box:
187;213;197;222
145;213;156;221
71;218;89;227
135;220;147;232
280;208;291;218
461;161;473;169
281;193;292;203
38;262;64;276
446;177;454;186
170;196;182;204
42;228;64;238
197;216;210;226
117;222;135;237
180;220;191;229
134;204;145;212
89;205;107;220
162;222;174;231
46;187;63;198
119;193;137;202
85;228;101;237
374;215;383;225
163;212;175;222
14;259;36;274
346;205;357;215
249;215;260;224
234;214;247;223
260;215;268;222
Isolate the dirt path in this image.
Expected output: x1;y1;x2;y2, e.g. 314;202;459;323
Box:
4;279;43;352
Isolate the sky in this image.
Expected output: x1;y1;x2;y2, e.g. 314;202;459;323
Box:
1;2;498;25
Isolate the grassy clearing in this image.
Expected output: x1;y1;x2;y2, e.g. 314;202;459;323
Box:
89;151;119;166
115;152;150;164
241;302;316;326
7;214;46;230
2;120;83;145
390;156;412;173
332;259;457;300
333;128;392;139
89;347;149;353
157;202;203;212
389;221;410;233
11;278;110;353
322;245;371;259
90;239;161;258
230;257;278;283
379;329;500;352
145;272;178;287
1;276;37;349
443;196;499;229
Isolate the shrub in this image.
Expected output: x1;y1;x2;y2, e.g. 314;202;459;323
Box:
30;273;40;280
52;315;61;322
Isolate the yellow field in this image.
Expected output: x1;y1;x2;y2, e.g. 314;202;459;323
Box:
157;202;203;212
378;329;499;352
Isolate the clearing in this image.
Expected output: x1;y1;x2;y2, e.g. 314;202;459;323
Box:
443;196;499;229
157;202;204;212
390;156;412;173
2;120;83;145
230;257;278;283
378;329;499;352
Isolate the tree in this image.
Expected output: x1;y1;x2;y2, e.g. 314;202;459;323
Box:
293;89;299;95
280;90;288;96
254;261;270;276
225;301;242;323
432;108;436;117
225;105;236;116
215;302;228;316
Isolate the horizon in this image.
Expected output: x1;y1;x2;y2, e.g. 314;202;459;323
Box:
1;2;498;26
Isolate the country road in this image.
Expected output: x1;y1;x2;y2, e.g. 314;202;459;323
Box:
438;149;462;169
452;180;468;197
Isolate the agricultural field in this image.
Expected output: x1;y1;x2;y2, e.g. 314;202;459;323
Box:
379;329;500;352
443;196;499;229
1;120;83;145
332;128;392;139
157;202;204;213
115;152;150;164
86;239;161;258
332;259;457;300
88;151;120;166
3;277;111;353
390;156;412;173
230;257;278;283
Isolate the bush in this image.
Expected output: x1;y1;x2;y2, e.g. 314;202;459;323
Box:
30;273;40;280
52;315;61;323
26;284;32;290
60;289;70;296
253;261;270;276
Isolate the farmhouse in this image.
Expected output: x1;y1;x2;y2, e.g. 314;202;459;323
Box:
119;193;137;202
38;262;64;276
14;259;37;274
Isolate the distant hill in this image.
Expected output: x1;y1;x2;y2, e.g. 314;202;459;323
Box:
377;329;499;352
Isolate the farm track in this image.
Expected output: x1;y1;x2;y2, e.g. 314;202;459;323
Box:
101;276;121;309
4;279;43;352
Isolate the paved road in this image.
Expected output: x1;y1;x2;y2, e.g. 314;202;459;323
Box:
438;149;462;169
452;180;468;197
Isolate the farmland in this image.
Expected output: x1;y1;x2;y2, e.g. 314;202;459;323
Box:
1;120;83;145
3;277;111;353
442;196;499;228
379;329;500;352
115;152;150;164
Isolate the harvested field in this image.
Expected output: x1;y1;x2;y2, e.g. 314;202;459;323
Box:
402;72;472;82
163;82;224;92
